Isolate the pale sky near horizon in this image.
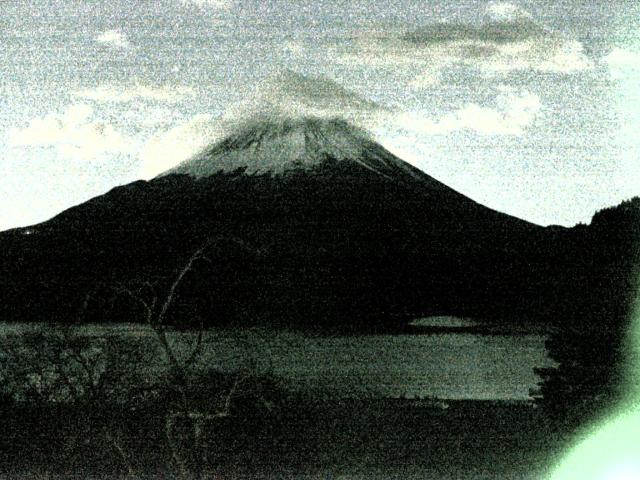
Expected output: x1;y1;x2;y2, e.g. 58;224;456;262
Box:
1;0;639;230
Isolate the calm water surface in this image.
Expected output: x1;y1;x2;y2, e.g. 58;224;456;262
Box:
0;317;555;401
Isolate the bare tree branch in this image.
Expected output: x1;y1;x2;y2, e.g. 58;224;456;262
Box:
184;328;204;369
165;415;189;480
104;430;136;479
112;284;155;323
154;241;213;328
92;237;259;479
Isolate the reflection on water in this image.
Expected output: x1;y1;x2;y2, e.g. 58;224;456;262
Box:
0;318;555;401
410;316;480;328
204;327;554;400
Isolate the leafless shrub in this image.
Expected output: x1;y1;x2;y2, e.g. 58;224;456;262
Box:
108;238;279;479
0;239;281;479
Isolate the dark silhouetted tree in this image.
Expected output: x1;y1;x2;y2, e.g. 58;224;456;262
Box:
532;198;640;428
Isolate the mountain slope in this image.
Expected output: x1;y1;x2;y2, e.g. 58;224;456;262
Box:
0;116;598;330
166;115;535;229
169;116;434;183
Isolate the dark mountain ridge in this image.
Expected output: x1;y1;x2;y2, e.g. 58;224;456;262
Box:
0;116;637;332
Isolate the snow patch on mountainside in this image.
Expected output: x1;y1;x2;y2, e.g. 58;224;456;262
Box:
165;115;426;182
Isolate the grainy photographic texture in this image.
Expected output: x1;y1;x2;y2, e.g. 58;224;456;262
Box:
0;1;639;478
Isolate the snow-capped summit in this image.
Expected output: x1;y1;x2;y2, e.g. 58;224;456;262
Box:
165;115;429;183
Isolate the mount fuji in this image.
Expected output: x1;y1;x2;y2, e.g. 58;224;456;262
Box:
0;115;635;331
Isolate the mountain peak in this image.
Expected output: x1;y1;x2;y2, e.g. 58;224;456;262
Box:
164;115;425;181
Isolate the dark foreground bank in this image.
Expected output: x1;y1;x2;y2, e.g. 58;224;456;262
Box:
0;394;570;480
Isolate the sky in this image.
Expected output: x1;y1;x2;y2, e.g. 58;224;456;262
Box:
1;0;639;230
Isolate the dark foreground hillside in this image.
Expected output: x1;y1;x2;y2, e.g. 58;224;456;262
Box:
0;396;566;479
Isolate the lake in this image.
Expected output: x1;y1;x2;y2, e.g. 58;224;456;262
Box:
0;317;555;401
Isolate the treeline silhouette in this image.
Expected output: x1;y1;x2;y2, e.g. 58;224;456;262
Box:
534;197;640;425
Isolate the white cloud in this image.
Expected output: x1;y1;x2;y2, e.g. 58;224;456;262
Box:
73;84;195;103
542;40;594;73
8;104;133;158
283;41;305;57
341;4;593;77
137;73;542;183
601;47;640;80
486;39;594;73
409;71;440;89
396;87;542;136
182;0;232;9
603;47;640;68
135;70;392;179
95;30;130;49
139;114;222;179
225;70;388;131
485;2;532;21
